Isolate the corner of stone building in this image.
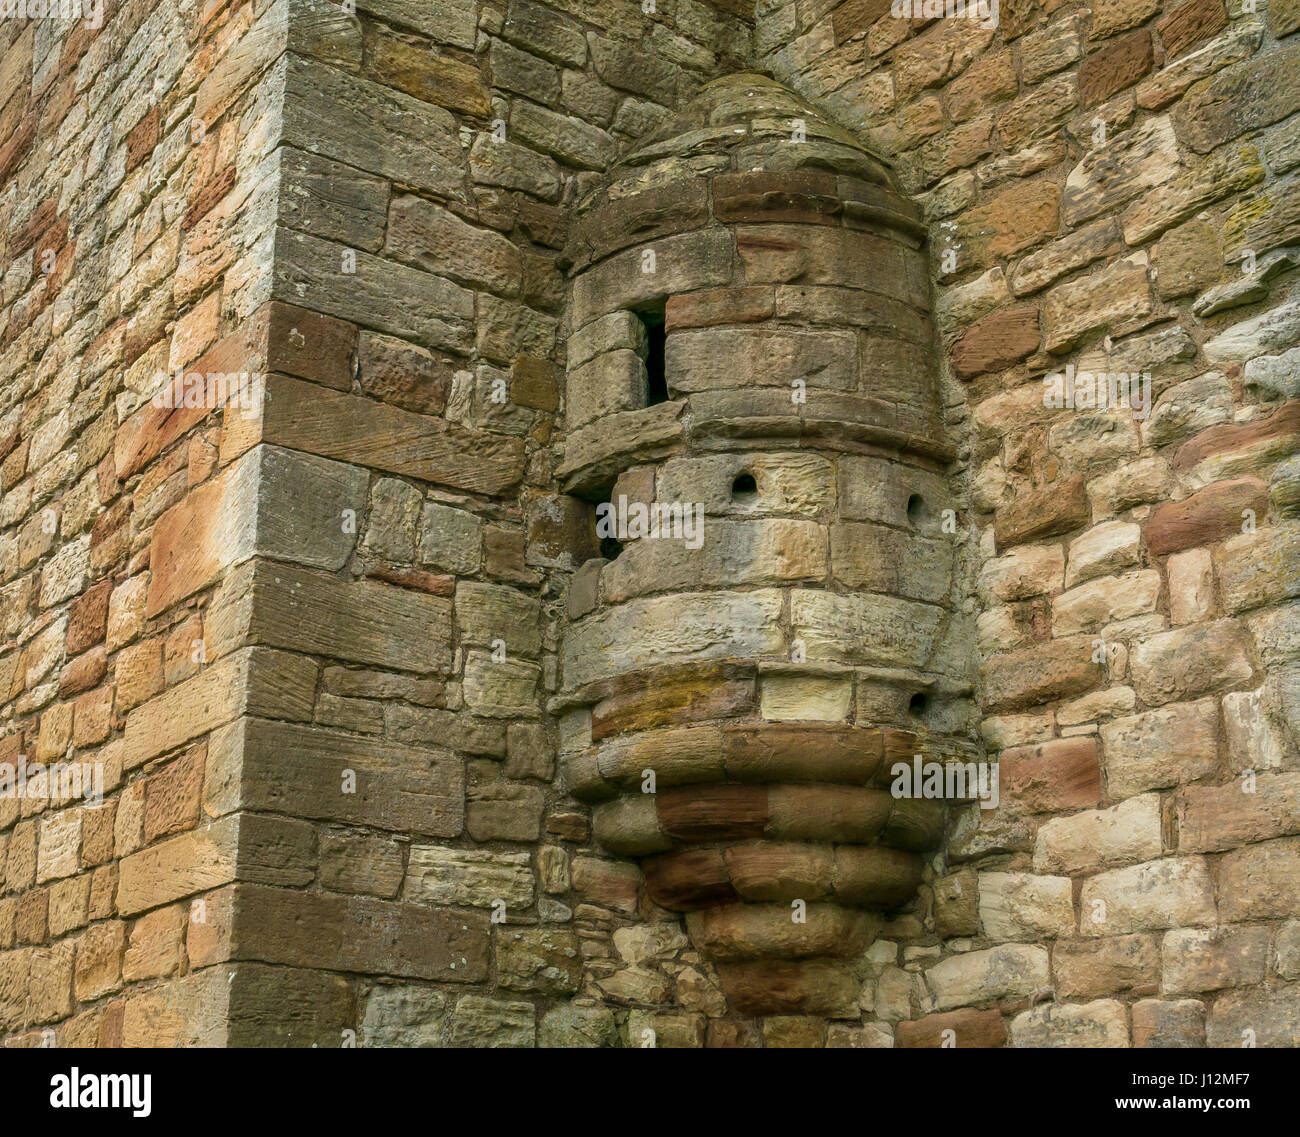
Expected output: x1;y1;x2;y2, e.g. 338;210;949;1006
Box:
4;0;1300;1051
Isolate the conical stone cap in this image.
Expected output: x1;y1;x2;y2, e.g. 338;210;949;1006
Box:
580;72;898;215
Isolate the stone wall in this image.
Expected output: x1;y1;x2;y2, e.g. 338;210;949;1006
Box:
757;0;1300;1046
0;0;1297;1048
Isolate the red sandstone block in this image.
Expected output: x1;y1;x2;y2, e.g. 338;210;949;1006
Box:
714;170;841;226
58;647;106;699
896;1008;1008;1047
125;107;159;172
1000;737;1102;812
364;564;455;596
72;687;114;749
0;114;37;183
832;0;893;42
949;305;1040;377
261;301;357;391
1080;30;1154;107
1146;478;1268;555
9;198;57;254
181;163;236;231
1158;0;1227;60
65;579;112;656
1173;402;1300;474
665;287;776;330
994;474;1090;549
642;848;737;911
143;744;205;844
656;784;768;842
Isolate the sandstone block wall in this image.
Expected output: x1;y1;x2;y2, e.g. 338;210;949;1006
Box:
1;0;1297;1047
759;0;1300;1047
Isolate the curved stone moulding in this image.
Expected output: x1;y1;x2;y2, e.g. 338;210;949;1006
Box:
557;72;980;1018
564;714;980;1015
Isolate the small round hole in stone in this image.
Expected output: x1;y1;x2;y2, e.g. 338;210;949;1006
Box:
732;472;758;499
906;493;926;527
908;691;929;717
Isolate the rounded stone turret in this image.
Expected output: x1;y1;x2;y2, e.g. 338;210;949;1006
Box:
554;73;979;1018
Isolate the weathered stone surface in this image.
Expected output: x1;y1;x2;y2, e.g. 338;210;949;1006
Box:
470;136;561;200
790;589;949;672
1129;620;1253;706
1079;30;1152;108
568;351;646;428
239;559;453;674
1218;836;1300;921
1079;857;1216;936
466;762;545;840
1062;118;1179;227
1035;794;1162;874
983;637;1106;713
979;544;1065;602
446;996;535;1047
1146;479;1268;556
1177;774;1300;854
385;196;523;297
1064;521;1140;588
280;55;467;195
1145;371;1234;450
978;872;1074;940
1277;921;1300;980
147;445;365;616
361;985;447;1047
1206;985;1300;1048
895;1008;1007;1048
830;524;950;603
511;99;616;170
1054;935;1159;998
994;475;1090;549
924;944;1050;1012
123;648;316;771
1175;42;1300;154
668;326;858;394
404;847;533;909
1100;700;1220;798
1010;218;1121;297
1052;570;1161;636
1162;926;1269;994
996;76;1078;154
244;374;525;495
208;717;464;836
1216;524;1300;614
1121;140;1265;246
497;926;581;995
113;815;237;915
953;179;1060;270
949;305;1040;377
1133;998;1206;1047
1159;0;1229;60
1092;0;1161;38
565;591;785;689
538;1003;619;1048
1000;737;1102;812
1010;1000;1129;1047
1042;254;1152;352
933;869;979;937
1157;218;1222;300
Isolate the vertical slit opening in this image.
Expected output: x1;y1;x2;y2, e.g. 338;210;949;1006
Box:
638;305;668;406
